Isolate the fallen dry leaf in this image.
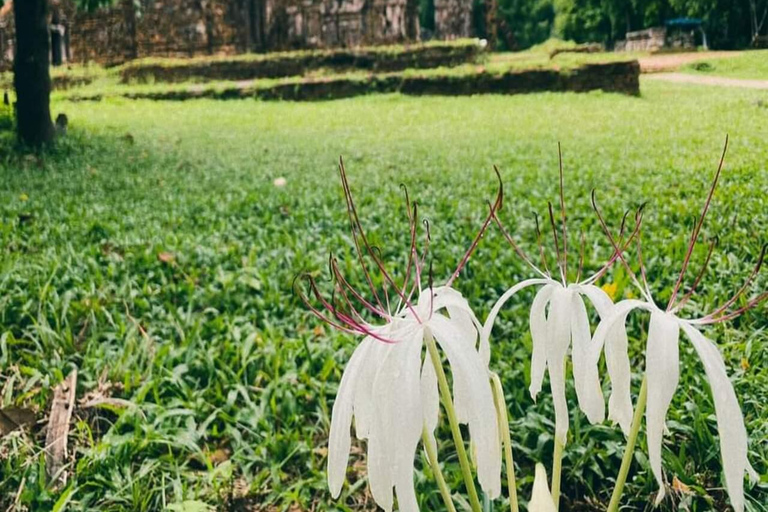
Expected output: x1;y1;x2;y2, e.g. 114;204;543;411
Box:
158;252;175;264
46;369;78;488
0;407;36;436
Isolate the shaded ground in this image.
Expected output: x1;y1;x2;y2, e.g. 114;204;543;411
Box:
638;51;740;73
645;72;768;89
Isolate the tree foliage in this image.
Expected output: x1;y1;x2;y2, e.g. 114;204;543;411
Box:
480;0;761;50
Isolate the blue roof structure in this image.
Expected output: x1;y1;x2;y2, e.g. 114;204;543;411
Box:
665;17;703;27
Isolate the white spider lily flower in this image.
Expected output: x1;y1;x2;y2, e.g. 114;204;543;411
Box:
593;302;760;510
481;154;640;444
590;141;764;512
528;463;557;512
482;278;627;444
300;160;502;510
328;287;501;511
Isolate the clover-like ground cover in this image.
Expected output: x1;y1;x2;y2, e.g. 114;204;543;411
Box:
0;79;766;511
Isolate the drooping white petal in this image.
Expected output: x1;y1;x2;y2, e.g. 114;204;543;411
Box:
430;314;502;499
645;311;680;504
528;284;556;400
569;290;605;424
680;322;755;512
421;350;439;455
546;287;573;445
370;326;424;512
353;338;388;440
528;463;557;512
328;337;375;497
591;299;654;434
481;278;552;367
394;332;425;512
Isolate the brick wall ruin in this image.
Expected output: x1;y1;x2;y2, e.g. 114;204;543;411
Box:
0;0;452;68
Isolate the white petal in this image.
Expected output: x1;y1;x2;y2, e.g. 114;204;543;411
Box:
368;327;424;511
681;323;754;512
546;287;572;445
353;338;389;440
481;278;552;367
528;463;557;512
328;337;374;498
430;315;502;498
645;311;680;504
574;284;614;317
529;284;556;400
421;349;439;455
569;292;605;424
591;299;654;434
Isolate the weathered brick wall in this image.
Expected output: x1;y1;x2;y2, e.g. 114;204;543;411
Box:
434;0;472;39
69;1;136;65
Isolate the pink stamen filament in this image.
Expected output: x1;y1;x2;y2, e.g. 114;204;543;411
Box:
667;136;729;310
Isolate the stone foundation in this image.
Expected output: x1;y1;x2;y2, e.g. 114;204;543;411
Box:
70;59;641;102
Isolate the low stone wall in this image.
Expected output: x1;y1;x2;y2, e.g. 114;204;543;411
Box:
69;59;640;102
119;41;484;83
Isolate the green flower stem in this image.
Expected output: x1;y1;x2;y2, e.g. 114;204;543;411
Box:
422;427;458;512
607;376;649;512
551;436;564;510
490;372;519;512
425;329;483;512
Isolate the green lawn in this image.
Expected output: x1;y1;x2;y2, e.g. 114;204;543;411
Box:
682;50;768;80
1;79;767;511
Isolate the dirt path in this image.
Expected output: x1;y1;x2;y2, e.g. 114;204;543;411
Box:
638;51;740;73
644;72;768;89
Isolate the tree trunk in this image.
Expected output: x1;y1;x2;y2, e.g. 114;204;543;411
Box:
14;0;55;148
405;0;420;41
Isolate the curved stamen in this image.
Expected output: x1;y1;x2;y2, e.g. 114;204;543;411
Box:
580;205;643;286
695;291;768;325
548;201;566;285
699;243;767;321
671;237;718;313
534;212;552;277
591;191;654;303
636;220;654;300
492;206;549;279
576;230;586;284
667;136;729;310
557;142;568;279
399;186;418;306
446;166;504;287
330;256;390;319
339;158;421;321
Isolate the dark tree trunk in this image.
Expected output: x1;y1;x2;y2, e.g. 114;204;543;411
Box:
405;0;420;40
14;0;55;148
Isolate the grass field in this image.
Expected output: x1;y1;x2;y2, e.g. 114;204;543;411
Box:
1;78;767;511
682;50;768;80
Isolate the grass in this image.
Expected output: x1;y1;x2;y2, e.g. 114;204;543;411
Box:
1;79;767;511
681;50;768;80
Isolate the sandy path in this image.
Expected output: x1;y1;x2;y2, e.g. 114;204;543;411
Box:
638;51;741;73
644;72;768;89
